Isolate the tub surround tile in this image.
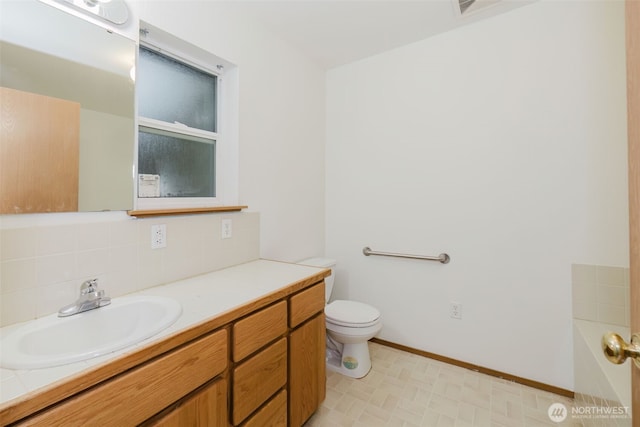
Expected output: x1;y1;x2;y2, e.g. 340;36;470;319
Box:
596;285;626;306
571;299;598;323
572;281;596;301
571;263;629;327
572;264;597;286
596;303;627;326
595;266;626;287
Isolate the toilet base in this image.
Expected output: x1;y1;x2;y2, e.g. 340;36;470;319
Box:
326;341;372;379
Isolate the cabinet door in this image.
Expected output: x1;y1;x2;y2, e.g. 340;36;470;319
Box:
289;313;326;427
148;378;227;427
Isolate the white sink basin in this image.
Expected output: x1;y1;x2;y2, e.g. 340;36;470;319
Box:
1;296;182;370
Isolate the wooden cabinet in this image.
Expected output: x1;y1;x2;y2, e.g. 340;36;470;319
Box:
241;390;287;427
232;338;288;425
20;329;228;426
288;282;325;328
289;314;326;427
4;273;328;427
231;282;325;427
233;301;287;362
145;378;228;427
288;283;326;427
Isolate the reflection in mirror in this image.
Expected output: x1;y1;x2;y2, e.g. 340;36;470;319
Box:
0;0;135;213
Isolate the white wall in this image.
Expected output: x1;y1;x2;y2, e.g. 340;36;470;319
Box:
129;1;326;262
0;1;326;324
325;0;628;390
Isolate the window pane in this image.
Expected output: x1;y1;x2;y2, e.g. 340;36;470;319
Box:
138;127;215;198
138;46;217;132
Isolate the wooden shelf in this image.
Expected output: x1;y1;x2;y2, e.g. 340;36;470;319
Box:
127;206;248;218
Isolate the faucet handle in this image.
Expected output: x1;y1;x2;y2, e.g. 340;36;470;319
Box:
80;278;99;295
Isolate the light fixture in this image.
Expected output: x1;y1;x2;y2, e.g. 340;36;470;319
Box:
51;0;129;25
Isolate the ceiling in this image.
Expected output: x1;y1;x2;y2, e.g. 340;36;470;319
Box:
230;0;537;69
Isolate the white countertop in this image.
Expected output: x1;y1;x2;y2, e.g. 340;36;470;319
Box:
0;259;325;408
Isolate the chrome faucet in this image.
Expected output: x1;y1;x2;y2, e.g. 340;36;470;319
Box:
58;279;111;317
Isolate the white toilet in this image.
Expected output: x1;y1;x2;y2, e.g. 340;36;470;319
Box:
299;258;382;379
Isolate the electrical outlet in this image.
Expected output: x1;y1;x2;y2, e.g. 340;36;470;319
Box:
221;219;232;239
450;302;462;319
151;224;166;249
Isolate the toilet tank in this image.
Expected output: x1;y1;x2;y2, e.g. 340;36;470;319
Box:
298;257;336;303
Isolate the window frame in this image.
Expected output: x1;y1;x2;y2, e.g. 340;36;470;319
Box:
134;23;238;211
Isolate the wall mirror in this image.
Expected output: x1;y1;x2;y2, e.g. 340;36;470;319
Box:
0;0;135;213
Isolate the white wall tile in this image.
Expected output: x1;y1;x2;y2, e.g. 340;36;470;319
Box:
1;289;37;325
36;280;79;319
1;228;37;261
76;249;110;279
1;259;37;294
36;254;76;286
76;223;110;251
0;212;260;327
108;219;139;247
36;225;77;256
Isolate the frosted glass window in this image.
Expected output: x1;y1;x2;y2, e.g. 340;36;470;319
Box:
138;127;215;198
138;46;217;132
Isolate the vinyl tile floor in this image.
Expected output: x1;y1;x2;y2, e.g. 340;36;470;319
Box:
304;342;583;427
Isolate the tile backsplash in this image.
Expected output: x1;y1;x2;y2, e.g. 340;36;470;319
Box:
572;263;630;326
0;212;260;327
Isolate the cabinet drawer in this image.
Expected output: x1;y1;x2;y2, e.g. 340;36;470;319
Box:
241;390;287;427
289;282;325;328
233;301;287;362
22;329;228;427
233;338;287;425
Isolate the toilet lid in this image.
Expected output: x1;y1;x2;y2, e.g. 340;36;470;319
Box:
325;300;381;327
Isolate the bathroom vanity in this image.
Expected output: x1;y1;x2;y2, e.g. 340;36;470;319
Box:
0;260;329;427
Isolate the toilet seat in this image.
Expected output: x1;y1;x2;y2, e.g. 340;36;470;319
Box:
325;300;381;328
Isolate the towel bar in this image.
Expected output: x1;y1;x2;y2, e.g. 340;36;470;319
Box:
362;247;450;264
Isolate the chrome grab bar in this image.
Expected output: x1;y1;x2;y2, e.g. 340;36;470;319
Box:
362;246;450;264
